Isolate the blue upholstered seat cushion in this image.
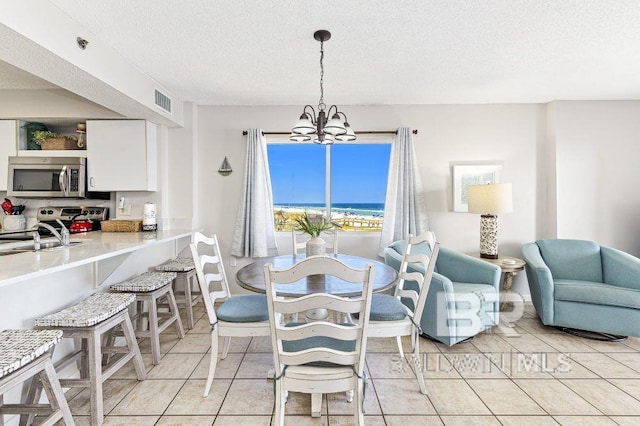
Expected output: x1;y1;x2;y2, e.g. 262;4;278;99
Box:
554;279;640;309
282;322;355;366
369;293;409;321
216;294;269;322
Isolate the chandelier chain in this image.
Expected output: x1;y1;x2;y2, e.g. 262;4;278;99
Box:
319;39;325;111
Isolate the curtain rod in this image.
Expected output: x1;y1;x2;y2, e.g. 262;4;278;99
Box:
241;129;418;136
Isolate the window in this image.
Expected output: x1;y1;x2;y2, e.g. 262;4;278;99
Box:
267;141;391;232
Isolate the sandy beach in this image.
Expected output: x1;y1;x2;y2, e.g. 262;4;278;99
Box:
274;206;383;232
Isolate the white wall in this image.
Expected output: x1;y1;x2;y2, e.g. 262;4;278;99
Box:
194;104;540;295
0;89;122;119
5;97;640;298
553;100;640;255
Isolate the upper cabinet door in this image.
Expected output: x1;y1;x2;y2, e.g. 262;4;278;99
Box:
0;120;18;192
86;120;157;191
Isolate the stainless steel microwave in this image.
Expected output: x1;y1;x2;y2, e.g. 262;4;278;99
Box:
7;156;87;198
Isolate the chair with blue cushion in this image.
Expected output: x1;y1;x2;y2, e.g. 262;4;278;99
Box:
366;232;439;394
522;239;640;340
384;236;501;346
190;232;270;397
263;255;375;425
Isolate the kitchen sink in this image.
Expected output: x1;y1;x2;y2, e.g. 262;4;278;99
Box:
0;249;33;256
0;241;83;256
39;241;83;250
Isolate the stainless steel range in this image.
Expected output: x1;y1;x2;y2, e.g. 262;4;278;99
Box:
37;206;109;233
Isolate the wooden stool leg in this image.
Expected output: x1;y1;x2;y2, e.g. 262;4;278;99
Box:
41;359;75;426
80;338;89;380
19;375;43;426
148;296;162;365
102;326;117;366
121;314;146;381
136;300;145;330
166;290;185;339
181;275;194;329
88;333;103;425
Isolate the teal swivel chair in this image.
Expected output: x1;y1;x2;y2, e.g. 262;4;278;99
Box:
522;239;640;340
384;239;501;346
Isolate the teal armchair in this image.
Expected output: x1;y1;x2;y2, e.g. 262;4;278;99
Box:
384;240;501;346
522;239;640;338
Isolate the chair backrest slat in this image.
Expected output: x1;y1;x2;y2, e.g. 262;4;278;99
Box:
280;351;359;367
396;231;440;320
190;232;232;325
274;293;364;314
278;323;361;341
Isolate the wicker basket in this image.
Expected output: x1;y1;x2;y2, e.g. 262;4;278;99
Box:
40;137;80;150
101;220;143;232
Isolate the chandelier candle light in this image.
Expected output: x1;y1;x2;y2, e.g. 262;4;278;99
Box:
290;30;356;144
467;183;513;259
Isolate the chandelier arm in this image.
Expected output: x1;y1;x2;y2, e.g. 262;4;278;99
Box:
326;105;339;117
335;111;349;121
302;105;317;124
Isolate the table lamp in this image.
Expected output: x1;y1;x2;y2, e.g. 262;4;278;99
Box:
467;182;513;259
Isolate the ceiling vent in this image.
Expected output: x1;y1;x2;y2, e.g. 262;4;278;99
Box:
154;89;172;114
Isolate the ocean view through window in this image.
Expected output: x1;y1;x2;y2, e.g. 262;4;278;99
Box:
268;142;391;232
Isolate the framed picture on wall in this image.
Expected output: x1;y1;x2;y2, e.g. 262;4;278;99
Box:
452;164;503;212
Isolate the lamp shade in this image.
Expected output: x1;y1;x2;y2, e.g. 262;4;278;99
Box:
292;115;315;135
289;133;311;142
324;114;347;135
336;125;356;141
467;183;513;214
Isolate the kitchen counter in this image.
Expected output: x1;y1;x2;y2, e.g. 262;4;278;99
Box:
0;228;194;420
0;230;192;288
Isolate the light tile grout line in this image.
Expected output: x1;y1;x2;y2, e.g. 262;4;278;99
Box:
89;305;640;424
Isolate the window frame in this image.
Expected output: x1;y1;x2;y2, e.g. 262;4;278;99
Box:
266;134;392;229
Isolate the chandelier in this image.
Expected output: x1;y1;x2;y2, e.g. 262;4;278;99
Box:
290;30;356;144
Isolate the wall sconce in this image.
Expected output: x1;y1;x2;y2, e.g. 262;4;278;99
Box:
218;157;232;176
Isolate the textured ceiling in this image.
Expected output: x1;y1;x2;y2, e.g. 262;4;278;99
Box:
7;0;640;105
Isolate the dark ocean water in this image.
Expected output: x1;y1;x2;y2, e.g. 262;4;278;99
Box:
274;203;384;217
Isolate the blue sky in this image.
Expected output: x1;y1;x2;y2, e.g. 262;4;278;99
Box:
267;144;391;205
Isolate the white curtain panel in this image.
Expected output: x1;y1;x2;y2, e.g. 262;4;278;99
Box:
231;129;278;258
378;127;429;256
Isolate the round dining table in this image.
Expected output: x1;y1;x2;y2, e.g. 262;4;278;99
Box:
235;253;398;297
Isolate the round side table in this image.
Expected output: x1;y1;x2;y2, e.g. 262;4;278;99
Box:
468;253;526;311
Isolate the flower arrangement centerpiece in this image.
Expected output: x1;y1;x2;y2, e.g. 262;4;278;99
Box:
293;212;337;256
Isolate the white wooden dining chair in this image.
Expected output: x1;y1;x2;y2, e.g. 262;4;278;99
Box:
291;229;339;254
190;232;271;397
365;231;439;394
263;255;375;426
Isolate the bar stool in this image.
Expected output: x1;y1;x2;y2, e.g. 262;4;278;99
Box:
0;329;74;426
110;272;185;365
33;293;145;426
155;257;200;329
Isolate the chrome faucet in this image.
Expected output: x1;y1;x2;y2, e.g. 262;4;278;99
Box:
31;219;70;249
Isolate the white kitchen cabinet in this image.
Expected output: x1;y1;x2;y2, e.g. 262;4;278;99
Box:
0;120;18;192
86;120;157;191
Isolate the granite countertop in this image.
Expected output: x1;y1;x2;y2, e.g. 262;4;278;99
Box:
0;230;192;288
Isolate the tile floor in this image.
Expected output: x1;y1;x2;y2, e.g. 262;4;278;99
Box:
58;303;640;425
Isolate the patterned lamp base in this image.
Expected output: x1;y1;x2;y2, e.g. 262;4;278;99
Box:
479;214;499;259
